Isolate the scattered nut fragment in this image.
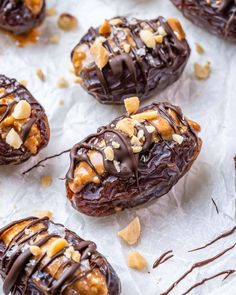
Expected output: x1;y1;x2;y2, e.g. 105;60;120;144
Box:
47;238;68;257
90;42;109;69
132;146;142;153
74;77;83;85
36;68;45;81
58;13;78;31
57;77;69;88
37;210;53;219
195;43;205;54
58;99;64;105
112;141;120;149
157;26;167;37
194;62;211;80
46;7;57;17
131;135;141;146
124;97;140;115
19;80;27;86
49;34;59;44
29;245;42;256
116;118;135;137
172;134;184;144
145;125;156;133
154;35;163;44
140;29;156;49
109;18;123;26
167;18;185;40
6;128;23;149
118;217;141;245
64;246;81;262
99;20;111;35
128;251;147;271
131;110;158;121
72;250;81;263
104;146;114;161
123;44;131;53
12;100;31;120
40;175;52;188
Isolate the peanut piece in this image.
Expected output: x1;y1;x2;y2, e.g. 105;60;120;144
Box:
195;43;205;54
131;110;158;121
145;125;156;133
40;175;52;188
90;42;109;69
46;7;57;17
167;18;186;40
58;13;78;31
57;77;69;88
118;217;141;245
124;97;140;115
47;238;68;257
104;146;114;161
116;118;135;137
123;44;131;53
154;35;163;44
36;68;45;81
6;128;23;149
128;251;147;271
172;134;184;144
99;20;111;35
194;62;211;80
29;245;42;256
140;29;156;49
12;100;31;120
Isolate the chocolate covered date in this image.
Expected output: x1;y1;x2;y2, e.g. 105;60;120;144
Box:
0;216;121;295
0;0;46;35
71;16;190;104
171;0;236;41
0;75;50;165
66;97;202;216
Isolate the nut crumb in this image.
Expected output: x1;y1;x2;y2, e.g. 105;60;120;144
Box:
46;7;57;17
29;245;42;256
47;238;68;257
194;62;211;80
195;43;205;54
49;34;59;44
104;146;114;161
124;97;140;115
19;80;27;86
154;35;163;44
145;125;156;133
116;118;135;137
57;77;69;88
58;99;64;105
172;134;184;144
112;141;120;149
58;13;78;31
35;68;45;81
74;77;83;85
40;175;52;188
140;29;156;49
118;217;141;245
123;44;131;53
128;251;147;271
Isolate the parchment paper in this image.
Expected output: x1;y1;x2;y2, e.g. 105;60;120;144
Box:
0;0;236;294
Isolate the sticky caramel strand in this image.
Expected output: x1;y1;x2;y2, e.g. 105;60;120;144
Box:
0;75;44;143
181;269;235;295
66;102;199;187
161;242;236;295
75;16;188;103
189;225;236;252
0;217;103;294
153;250;174;269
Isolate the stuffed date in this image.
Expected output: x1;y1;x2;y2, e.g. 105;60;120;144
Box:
71;16;191;104
66;97;202;217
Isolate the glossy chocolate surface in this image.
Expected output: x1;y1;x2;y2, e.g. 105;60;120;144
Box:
71;16;190;104
0;75;50;165
66;102;202;217
0;0;46;35
171;0;236;41
0;217;121;295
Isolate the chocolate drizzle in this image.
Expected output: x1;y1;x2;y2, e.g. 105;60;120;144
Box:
171;0;236;41
0;217;121;295
72;16;190;104
0;75;50;165
153;250;173;269
66;102;201;217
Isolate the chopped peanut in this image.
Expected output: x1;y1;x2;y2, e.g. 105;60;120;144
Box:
128;251;147;271
36;68;45;81
58;13;78;31
29;245;42;256
47;238;68;257
145;125;156;133
124;97;140;115
167;18;186;40
99;20;111;35
104;146;114;161
140;29;156;49
154;35;163;44
46;7;57;17
90;42;109;69
57;77;69;88
118;217;141;245
49;34;59;44
131;110;158;121
194;62;211;80
195;43;205;54
12;100;31;120
40;175;52;188
116;118;135;137
6;128;23;149
123;44;131;53
172;134;184;144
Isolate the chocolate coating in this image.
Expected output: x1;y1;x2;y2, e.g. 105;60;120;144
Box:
66;102;202;217
0;75;50;165
0;217;121;295
170;0;236;41
0;0;46;35
71;16;190;104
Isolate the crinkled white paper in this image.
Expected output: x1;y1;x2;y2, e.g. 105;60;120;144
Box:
0;0;236;294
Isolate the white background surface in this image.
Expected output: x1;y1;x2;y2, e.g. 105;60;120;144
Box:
0;0;236;294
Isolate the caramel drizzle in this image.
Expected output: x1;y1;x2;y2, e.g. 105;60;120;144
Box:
153;250;173;269
0;217;101;294
161;243;236;295
76;16;189;103
66;102;199;188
